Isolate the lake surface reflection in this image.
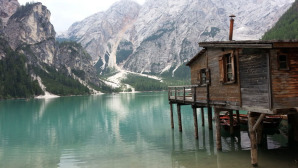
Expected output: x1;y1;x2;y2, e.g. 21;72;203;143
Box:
0;92;297;168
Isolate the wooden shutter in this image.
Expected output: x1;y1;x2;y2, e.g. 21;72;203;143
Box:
230;51;235;82
197;70;201;85
206;68;211;84
219;55;224;83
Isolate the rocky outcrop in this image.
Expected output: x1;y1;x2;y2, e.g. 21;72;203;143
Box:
61;0;141;72
56;42;99;84
0;0;19;26
2;2;102;90
60;0;295;75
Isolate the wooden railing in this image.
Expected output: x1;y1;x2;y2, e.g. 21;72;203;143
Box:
168;85;197;103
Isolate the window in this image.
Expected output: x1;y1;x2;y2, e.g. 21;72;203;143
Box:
219;51;236;84
278;54;289;70
201;69;207;85
197;68;210;86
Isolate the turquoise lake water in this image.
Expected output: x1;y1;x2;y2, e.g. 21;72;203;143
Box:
0;92;297;168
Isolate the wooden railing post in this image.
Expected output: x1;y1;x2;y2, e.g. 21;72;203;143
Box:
175;87;177;100
168;88;171;100
193;87;197;103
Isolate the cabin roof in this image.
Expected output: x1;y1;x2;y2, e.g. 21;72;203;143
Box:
199;40;298;48
186;49;206;66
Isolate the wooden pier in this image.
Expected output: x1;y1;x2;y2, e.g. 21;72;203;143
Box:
168;40;298;166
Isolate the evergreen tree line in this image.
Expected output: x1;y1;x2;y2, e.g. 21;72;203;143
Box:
262;0;298;40
122;74;167;91
0;50;43;99
33;65;90;96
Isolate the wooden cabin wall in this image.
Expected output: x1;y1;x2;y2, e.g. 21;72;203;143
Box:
239;49;271;110
189;53;207;101
271;49;298;109
207;48;241;106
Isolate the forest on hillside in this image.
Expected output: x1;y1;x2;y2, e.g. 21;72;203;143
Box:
262;0;298;40
0;50;44;99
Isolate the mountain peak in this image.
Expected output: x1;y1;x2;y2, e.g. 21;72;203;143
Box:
0;0;19;26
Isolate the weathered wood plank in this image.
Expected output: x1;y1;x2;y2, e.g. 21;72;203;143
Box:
248;112;258;166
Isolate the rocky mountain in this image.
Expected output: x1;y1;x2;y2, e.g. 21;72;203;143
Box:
0;0;19;26
0;1;104;97
60;0;295;76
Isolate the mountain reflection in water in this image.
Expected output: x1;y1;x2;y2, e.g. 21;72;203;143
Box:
0;92;297;168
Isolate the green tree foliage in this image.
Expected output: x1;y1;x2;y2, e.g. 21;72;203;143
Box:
33;65;90;96
262;0;298;40
122;74;167;91
0;50;43;99
12;2;37;19
71;69;85;80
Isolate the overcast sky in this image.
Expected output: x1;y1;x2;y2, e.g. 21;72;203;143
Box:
18;0;146;33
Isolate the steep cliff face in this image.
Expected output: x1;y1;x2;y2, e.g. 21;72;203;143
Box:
0;0;19;26
56;42;99;85
4;3;56;64
61;0;141;73
1;2;103;94
60;0;295;75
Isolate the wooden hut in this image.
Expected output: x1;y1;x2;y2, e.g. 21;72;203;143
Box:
168;40;298;166
186;40;298;113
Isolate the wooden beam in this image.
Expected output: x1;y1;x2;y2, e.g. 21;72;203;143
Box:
170;103;174;129
192;106;198;139
273;42;298;48
215;108;222;150
200;43;272;48
248;112;258;167
253;114;265;132
177;104;182;132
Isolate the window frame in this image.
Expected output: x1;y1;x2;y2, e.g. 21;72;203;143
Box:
219;51;236;84
277;53;290;71
197;68;210;86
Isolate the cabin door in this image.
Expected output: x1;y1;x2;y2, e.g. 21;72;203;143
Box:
239;49;270;109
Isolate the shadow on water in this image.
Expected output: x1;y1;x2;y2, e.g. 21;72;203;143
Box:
0;92;297;168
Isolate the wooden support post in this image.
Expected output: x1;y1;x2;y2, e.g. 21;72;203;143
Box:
215;108;222;150
208;107;213;130
256;121;263;145
229;110;234;135
248;112;258;167
170;103;174;129
192;105;198;139
177;104;182;132
236;110;240;124
201;107;205;126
